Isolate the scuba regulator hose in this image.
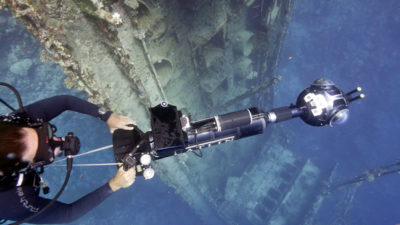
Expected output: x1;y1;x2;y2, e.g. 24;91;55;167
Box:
0;82;24;112
10;156;73;225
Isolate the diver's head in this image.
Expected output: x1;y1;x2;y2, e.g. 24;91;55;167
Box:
296;78;364;127
0;121;62;176
0;122;28;176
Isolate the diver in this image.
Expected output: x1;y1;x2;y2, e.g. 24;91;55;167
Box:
0;94;136;224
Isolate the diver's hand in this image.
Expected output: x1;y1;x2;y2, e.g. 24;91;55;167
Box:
108;167;136;192
106;113;136;133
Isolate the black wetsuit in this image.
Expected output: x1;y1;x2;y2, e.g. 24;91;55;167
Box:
0;95;115;224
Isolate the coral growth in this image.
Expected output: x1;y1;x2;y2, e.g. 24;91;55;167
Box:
0;0;5;10
72;0;123;25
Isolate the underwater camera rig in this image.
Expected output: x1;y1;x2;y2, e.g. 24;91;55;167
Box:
113;78;365;179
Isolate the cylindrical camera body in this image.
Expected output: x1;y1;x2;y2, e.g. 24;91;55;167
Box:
186;107;265;151
216;109;252;131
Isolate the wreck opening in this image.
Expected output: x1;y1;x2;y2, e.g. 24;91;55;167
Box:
154;59;173;85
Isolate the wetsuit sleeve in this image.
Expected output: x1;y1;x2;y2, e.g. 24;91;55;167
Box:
0;183;114;224
22;95;113;122
32;183;114;224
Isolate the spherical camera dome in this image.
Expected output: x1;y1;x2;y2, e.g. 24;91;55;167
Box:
296;79;349;126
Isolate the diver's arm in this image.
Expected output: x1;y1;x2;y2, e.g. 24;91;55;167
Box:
0;183;112;224
7;183;114;224
22;95;112;122
28;167;135;224
0;168;136;224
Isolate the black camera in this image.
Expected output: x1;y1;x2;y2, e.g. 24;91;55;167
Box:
62;132;81;156
112;79;364;179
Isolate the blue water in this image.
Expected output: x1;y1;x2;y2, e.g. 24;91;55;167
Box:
275;0;400;224
1;0;400;224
